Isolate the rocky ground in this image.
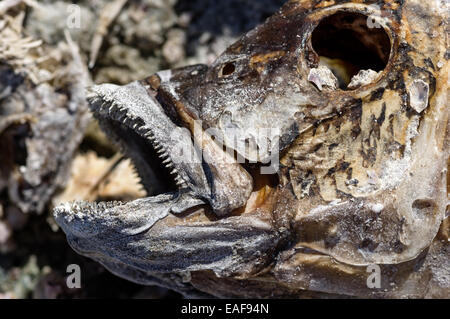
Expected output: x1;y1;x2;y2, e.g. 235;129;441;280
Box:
0;0;286;299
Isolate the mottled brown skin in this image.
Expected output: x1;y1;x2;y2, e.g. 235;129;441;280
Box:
56;0;449;298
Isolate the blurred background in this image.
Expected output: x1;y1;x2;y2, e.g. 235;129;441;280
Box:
0;0;286;299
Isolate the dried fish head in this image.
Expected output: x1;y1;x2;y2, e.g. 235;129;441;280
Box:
55;0;449;298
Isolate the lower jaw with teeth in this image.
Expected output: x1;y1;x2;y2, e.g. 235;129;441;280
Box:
53;165;275;298
54;193;277;297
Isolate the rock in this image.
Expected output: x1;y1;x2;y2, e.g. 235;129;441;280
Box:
95;45;161;84
162;29;186;65
26;1;95;52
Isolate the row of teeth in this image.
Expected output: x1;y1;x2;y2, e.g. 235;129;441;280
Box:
100;100;188;189
142;130;187;187
62;200;125;215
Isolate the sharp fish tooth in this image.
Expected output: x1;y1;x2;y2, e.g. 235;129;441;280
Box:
176;178;187;187
118;111;128;119
165;162;174;169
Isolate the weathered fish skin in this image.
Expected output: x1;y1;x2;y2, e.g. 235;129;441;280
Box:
55;0;449;298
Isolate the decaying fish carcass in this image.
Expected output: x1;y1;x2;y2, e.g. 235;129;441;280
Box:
55;0;449;298
0;11;90;215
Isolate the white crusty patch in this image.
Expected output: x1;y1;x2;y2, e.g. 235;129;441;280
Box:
368;203;384;213
348;69;380;90
409;79;429;113
156;69;173;83
308;66;339;91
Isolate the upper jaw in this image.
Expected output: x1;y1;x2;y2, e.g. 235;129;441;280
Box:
87;81;210;198
56;70;253;221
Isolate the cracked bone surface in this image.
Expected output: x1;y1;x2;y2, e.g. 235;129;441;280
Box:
55;0;449;298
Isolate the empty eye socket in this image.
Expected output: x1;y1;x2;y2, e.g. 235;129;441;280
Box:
220;62;236;77
311;11;392;90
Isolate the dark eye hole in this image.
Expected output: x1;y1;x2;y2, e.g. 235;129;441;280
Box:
311;11;392;90
220;62;236;77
